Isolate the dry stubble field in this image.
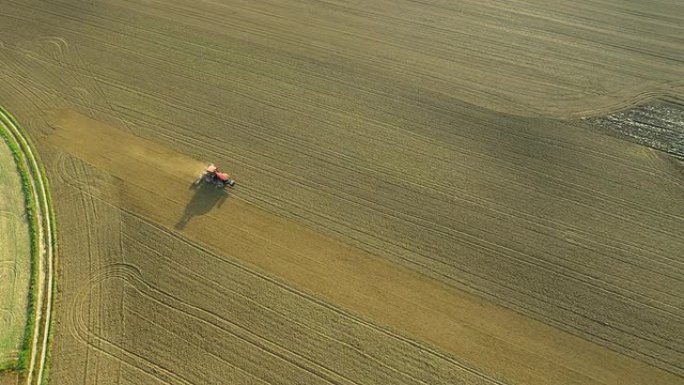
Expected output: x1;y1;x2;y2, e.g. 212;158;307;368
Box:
1;0;683;384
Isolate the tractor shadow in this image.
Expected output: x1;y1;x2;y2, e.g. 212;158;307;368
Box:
175;181;229;230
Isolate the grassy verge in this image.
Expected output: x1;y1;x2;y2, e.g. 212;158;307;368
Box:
0;106;56;383
0;119;38;373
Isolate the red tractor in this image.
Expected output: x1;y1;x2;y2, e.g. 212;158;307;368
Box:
194;164;235;188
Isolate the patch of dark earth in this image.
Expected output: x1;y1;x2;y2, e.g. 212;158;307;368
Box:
584;101;684;160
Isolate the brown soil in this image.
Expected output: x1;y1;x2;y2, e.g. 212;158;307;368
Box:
1;0;683;384
0;371;19;385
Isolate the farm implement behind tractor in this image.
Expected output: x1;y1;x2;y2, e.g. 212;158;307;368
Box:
194;164;235;189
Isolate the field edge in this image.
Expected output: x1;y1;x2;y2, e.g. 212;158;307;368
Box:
0;106;57;385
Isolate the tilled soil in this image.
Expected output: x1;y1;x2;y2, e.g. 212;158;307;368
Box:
1;0;683;384
587;101;684;158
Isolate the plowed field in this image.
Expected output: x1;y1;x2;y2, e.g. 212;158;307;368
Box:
1;1;683;384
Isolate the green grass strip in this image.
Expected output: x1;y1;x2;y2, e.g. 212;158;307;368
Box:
0;106;57;384
0;116;38;374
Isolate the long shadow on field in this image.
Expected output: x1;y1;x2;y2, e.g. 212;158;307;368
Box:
175;182;228;230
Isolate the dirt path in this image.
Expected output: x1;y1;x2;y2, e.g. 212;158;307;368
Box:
0;109;55;385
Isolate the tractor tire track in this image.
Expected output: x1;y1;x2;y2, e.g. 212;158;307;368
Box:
119;210;510;385
122;230;434;385
52;173;486;385
72;264;364;385
68;264;193;385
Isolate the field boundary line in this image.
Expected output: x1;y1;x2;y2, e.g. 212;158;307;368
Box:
0;106;57;385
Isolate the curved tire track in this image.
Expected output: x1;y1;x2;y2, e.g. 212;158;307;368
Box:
73;263;367;385
0;107;55;385
69;264;193;385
